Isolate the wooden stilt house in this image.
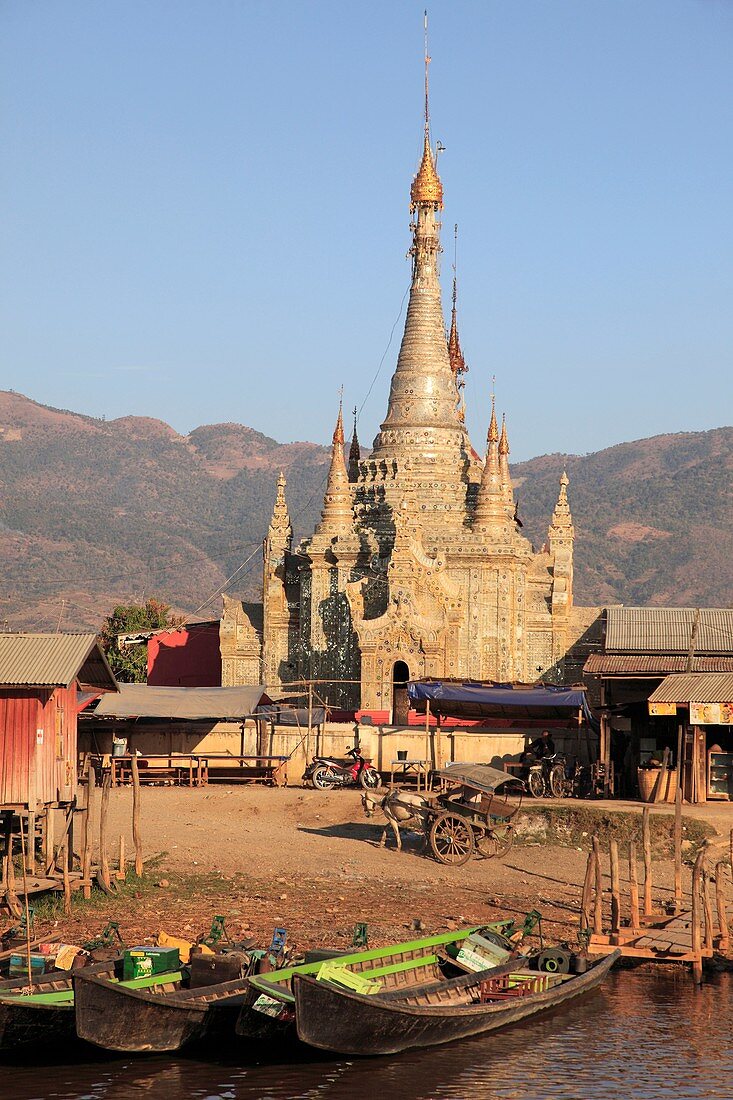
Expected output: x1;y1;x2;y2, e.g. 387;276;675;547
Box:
0;633;117;903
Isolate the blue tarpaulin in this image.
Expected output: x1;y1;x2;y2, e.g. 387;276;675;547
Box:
408;680;597;727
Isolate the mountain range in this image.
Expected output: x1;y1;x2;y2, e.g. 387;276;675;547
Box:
0;390;731;631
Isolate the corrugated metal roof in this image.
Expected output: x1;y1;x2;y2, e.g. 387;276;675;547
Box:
584;654;733;676
648;674;733;704
93;683;269;719
0;634;117;690
606;608;733;655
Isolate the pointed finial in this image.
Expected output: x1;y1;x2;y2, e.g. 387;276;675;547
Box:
332;398;343;444
348;406;361;482
487;394;498;443
499;414;509;456
410;12;443;208
424;9;430;136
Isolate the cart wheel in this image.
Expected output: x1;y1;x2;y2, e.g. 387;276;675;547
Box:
429;813;475;866
476;823;515;859
549;764;568;799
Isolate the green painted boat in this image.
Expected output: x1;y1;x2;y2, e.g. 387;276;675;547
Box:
237;924;514;1043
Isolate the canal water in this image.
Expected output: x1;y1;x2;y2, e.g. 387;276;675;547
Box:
3;970;729;1100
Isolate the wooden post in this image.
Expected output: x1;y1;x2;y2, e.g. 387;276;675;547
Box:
61;836;72;915
691;848;704;987
592;836;603;935
729;828;732;875
715;861;729;951
131;754;143;877
82;769;94;899
99;768;111;892
642;806;653;917
609;839;621;935
26;809;36;876
43;808;55;874
3;813;22;919
580;850;594;933
425;699;431;782
628;840;640;932
702;868;714;953
17;816;34;985
117;834;126;881
674;783;683;913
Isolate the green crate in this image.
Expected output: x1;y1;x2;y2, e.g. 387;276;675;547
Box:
122;946;180;981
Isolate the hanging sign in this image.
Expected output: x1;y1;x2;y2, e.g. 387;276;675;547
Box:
690;702;733;726
648;702;677;716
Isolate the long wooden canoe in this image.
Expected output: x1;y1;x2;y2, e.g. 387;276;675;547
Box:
237;925;513;1043
72;968;252;1053
293;949;621;1056
0;959;117;1052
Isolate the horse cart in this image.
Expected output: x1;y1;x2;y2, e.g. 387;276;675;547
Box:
423;764;525;866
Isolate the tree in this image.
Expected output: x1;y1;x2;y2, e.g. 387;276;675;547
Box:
100;598;185;683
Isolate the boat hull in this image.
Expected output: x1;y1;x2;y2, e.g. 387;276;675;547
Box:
293;951;620;1056
73;971;208;1053
0;959;117;1053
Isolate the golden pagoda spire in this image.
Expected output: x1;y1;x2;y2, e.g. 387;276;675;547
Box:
487;393;499;443
498;413;516;518
410;12;443;209
315;399;353;537
474;393;507;529
348;406;361;482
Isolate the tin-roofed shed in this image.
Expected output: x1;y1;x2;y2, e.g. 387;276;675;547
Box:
0;633;117;809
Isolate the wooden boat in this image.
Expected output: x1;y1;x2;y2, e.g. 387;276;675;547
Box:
0;958;117;1052
72;966;253;1053
237;925;514;1043
293;948;621;1056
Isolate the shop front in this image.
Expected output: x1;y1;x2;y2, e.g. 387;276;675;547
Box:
647;674;733;803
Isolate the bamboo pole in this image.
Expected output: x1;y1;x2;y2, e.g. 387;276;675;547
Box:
729;828;732;875
43;808;55;875
702;868;714;954
117;834;126;881
17;816;34;987
674;783;683;912
642;806;653;917
609;839;621;935
82;769;94;899
99;768;111;892
580;850;594;933
715;861;729;952
592;836;603;935
62;836;72;915
131;755;143;877
4;815;21;919
691;848;705;987
628;840;640;932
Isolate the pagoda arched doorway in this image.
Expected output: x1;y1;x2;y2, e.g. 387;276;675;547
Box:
392;660;410;726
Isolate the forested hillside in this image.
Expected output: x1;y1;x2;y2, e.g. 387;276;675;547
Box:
1;390;730;629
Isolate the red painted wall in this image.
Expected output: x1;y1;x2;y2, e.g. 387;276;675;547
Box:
147;623;222;687
0;685;77;807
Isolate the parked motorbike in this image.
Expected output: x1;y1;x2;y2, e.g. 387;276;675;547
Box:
303;746;380;791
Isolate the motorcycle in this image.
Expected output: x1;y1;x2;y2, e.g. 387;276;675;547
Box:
525;752;569;799
303;745;380;792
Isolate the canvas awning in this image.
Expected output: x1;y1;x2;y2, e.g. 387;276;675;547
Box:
437;763;522;794
93;683;270;720
408;680;595;725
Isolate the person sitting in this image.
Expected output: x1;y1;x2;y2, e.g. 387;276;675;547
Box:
525;729;556;762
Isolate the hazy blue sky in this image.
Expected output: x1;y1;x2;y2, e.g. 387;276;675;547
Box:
2;0;731;461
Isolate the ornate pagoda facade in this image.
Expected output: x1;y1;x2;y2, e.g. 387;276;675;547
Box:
221;68;581;714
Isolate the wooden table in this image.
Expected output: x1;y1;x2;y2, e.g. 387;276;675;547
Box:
203;755;289;787
110;755;208;787
390;758;429;792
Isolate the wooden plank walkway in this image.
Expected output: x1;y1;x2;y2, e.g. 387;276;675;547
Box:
590;909;714;961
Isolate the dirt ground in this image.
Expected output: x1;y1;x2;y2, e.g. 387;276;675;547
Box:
15;784;733;957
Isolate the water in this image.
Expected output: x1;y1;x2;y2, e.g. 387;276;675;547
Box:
3;970;728;1100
